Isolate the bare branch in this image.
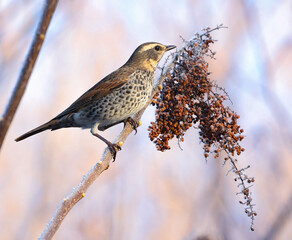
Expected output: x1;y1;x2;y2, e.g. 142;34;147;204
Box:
0;0;59;150
38;60;173;240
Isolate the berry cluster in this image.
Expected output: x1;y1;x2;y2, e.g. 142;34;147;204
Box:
149;31;245;157
149;26;256;230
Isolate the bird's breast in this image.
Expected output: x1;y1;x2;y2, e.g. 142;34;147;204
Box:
74;70;155;129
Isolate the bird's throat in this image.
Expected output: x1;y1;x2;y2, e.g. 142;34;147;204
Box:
143;59;157;72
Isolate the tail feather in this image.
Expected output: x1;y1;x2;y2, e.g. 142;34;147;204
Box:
15;119;58;142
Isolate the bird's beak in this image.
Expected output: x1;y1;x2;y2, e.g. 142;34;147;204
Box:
165;45;176;51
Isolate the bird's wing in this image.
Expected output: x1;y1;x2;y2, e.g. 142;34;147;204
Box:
53;67;134;120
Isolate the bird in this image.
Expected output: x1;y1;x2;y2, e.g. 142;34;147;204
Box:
15;42;176;160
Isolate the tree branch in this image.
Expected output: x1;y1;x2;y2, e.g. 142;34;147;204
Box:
0;0;59;151
38;60;174;240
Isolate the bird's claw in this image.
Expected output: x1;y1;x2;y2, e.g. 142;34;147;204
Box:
108;143;122;162
124;117;139;135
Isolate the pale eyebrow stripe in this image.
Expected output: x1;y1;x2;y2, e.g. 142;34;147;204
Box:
139;43;161;52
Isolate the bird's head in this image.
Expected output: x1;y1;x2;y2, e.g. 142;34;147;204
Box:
125;42;176;71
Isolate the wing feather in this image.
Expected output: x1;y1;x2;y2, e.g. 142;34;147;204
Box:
53;67;134;120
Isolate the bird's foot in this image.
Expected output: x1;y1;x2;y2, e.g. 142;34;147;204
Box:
107;143;122;162
124;117;140;135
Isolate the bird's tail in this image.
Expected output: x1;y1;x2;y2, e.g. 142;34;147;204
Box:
15;119;58;142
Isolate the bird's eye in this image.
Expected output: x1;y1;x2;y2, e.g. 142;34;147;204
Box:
155;45;161;51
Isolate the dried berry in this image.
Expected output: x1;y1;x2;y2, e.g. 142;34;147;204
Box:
149;25;256;231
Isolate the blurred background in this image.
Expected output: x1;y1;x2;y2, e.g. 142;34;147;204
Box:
1;0;292;239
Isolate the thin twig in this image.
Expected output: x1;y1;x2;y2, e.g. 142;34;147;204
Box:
0;0;59;151
38;60;173;240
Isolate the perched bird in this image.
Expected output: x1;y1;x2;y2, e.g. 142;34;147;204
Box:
15;42;176;160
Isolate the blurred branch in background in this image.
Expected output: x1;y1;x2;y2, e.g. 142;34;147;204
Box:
241;0;292;140
0;0;59;150
263;192;292;240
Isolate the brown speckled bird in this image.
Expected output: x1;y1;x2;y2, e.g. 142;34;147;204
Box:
15;42;176;160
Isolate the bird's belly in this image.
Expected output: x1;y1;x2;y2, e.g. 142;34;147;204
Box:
74;71;154;129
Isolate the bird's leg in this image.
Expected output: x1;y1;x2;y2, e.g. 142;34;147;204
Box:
124;117;140;135
91;123;121;161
